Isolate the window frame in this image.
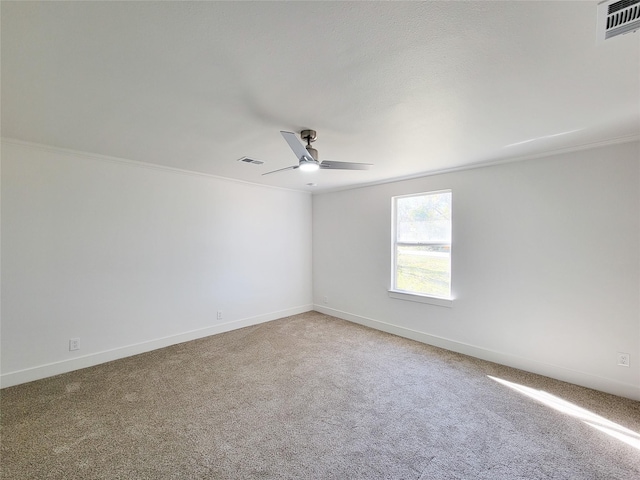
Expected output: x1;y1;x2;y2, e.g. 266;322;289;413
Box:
389;189;453;307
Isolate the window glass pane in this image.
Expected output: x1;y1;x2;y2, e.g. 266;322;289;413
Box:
395;245;451;296
396;192;451;243
393;190;452;298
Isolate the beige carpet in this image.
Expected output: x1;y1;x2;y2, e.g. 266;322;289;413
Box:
1;311;639;479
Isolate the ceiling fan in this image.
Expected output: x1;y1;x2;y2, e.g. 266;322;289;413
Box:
263;130;372;176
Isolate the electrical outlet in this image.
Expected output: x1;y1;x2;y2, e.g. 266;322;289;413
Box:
217;311;223;320
69;338;80;351
617;352;630;367
323;296;328;304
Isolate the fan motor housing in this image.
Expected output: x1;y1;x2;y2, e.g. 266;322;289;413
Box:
305;146;319;161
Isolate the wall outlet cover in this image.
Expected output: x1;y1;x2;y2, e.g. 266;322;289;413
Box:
617;352;630;367
69;338;80;351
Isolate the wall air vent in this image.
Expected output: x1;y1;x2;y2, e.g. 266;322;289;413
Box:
237;156;264;165
597;0;640;41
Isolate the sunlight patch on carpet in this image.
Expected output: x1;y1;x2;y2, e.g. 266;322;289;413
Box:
488;376;640;450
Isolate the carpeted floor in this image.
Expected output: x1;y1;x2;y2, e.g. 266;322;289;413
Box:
1;311;639;479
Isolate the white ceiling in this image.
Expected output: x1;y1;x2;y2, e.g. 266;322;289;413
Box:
2;1;639;193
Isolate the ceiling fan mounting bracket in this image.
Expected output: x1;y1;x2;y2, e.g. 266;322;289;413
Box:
300;129;317;144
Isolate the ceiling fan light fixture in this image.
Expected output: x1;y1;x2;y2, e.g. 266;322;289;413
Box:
299;160;320;172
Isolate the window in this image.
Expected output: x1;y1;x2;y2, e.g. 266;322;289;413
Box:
391;190;452;303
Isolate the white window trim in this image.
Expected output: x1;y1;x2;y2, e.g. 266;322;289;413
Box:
391;190;453;306
388;289;453;307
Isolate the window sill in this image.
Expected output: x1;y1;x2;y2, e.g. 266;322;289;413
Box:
388;290;453;308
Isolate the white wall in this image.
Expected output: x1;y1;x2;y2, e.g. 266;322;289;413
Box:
3;139;639;399
313;141;640;400
1;140;313;387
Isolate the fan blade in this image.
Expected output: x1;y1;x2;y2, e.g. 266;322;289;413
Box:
281;131;315;162
319;160;372;170
262;165;299;176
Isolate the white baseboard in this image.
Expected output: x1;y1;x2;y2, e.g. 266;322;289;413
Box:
0;305;313;389
314;305;640;401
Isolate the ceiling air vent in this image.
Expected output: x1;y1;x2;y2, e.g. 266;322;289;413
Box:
237;156;264;165
597;0;640;41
